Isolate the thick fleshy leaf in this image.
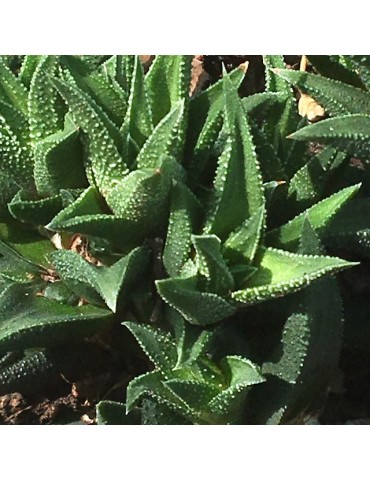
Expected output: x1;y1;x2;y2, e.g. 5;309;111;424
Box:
163;182;201;278
287;147;347;211
186;63;247;184
145;55;192;126
121;56;153;151
156;276;237;326
28;55;62;141
124;321;177;371
0;221;55;267
33;119;86;197
105;157;174;236
51;246;150;312
0;239;43;283
223;205;265;265
274;69;370;116
306;55;365;88
96;401;139;425
0;283;113;354
136;101;185;169
0;58;28;114
8;190;63;225
19;55;42;88
289;114;370;160
0;116;34;216
232;246;357;305
266;184;361;250
51;76;127;196
166;308;213;368
262;313;310;383
192;234;234;294
165;378;220;412
204;72;264;239
242;92;282;117
262;56;299;156
126;370;193;419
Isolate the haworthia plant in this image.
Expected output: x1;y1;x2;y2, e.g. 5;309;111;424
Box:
0;55;367;425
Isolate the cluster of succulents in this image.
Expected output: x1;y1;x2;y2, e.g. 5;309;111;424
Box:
0;55;369;424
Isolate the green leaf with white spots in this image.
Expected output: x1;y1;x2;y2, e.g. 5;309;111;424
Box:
242;92;282;117
262;313;310;383
274;68;370;116
0;282;113;354
28;55;62;142
33;120;87;197
0;221;55;268
204;74;264;239
287;147;347;211
0;58;28;114
266;183;361;250
105;158;174;236
0;238;43;283
145;55;192;127
289;114;370;161
186;63;247;184
124;321;177;371
19;55;42;88
163;182;202;278
51;76;127;196
166;308;213;367
136;100;185;169
223;205;265;265
165;379;220;413
232;246;357;305
126;370;193;418
51;246;150;312
8;190;63;225
191;234;234;294
156;276;236;326
121;56;153;151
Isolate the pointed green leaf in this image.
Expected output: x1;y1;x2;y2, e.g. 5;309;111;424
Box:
186;63;247;183
51;246;149;312
8;190;63;225
96;401;136;425
157;276;236;326
0;221;55;267
165;379;220;412
266;184;361;250
163;182;202;278
306;55;365;89
124;322;177;371
0;58;28;114
242;92;282;117
262;312;310;383
126;370;193;419
289;114;370;160
33;120;87;197
204;74;264;239
0;283;113;354
232;246;357;305
145;55;192;126
287;147;347;211
28;55;62;141
136;100;185;169
192;234;234;294
19;55;42;88
274;69;370;116
105;158;174;236
51;76;128;195
121;55;153;150
223;205;265;265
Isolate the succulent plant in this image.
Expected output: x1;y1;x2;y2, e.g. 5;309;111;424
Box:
0;55;367;424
